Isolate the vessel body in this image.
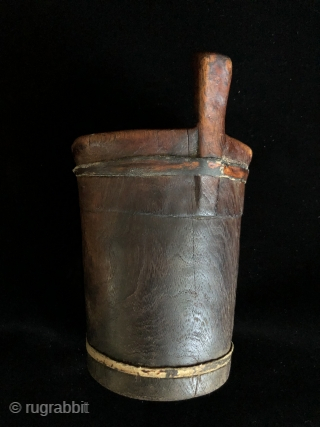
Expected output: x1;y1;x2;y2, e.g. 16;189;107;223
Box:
72;53;252;401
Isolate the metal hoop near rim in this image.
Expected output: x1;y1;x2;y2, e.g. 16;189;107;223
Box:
74;156;249;183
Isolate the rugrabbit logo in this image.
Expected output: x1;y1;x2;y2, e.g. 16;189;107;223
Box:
9;401;89;416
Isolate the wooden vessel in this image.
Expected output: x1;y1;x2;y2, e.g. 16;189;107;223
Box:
72;53;252;401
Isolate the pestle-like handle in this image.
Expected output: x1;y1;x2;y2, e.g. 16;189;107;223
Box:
198;53;232;158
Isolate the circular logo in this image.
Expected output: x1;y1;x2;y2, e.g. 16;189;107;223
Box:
9;402;22;413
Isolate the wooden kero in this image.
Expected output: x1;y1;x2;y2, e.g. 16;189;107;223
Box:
72;53;252;401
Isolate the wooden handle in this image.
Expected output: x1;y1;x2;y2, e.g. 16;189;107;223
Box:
198;53;232;158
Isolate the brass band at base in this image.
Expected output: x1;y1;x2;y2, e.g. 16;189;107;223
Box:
86;339;234;379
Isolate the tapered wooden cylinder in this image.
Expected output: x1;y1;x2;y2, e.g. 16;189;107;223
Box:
72;53;252;401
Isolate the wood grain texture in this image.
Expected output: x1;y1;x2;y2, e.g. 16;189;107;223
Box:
77;175;245;217
86;339;233;378
197;53;232;158
72;128;198;166
87;354;231;401
73;52;252;400
72;129;252;169
80;211;241;366
224;135;252;168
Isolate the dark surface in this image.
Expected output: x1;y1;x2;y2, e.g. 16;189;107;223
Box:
75;52;249;400
78;171;242;399
87;353;232;401
1;0;319;425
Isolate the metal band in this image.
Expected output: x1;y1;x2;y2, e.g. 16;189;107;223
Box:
86;339;234;379
74;156;248;183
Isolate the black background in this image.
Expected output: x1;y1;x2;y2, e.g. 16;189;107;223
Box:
1;1;319;426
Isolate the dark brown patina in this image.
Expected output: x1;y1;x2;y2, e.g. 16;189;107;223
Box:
72;53;252;401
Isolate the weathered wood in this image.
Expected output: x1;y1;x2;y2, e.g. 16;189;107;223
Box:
77;175;245;218
73;156;249;182
73;53;252;401
197;53;232;158
72;128;198;165
87;356;231;401
72;130;252;168
86;339;234;378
